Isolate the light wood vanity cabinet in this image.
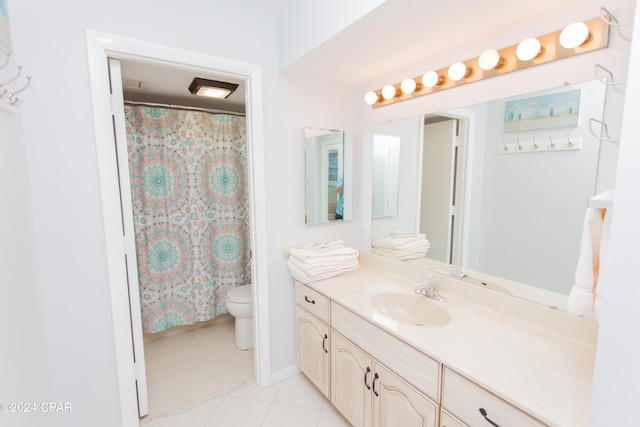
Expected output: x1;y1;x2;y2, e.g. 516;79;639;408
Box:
295;282;330;397
331;331;438;427
295;281;549;427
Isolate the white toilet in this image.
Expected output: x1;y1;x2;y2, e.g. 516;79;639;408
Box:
226;284;254;350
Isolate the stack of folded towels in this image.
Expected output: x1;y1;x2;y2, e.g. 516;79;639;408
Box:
287;240;359;284
372;230;430;260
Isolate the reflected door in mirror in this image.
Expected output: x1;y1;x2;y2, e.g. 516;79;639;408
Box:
305;128;352;225
421;119;459;264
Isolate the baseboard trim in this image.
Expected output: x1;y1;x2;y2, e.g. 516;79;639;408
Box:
269;364;301;385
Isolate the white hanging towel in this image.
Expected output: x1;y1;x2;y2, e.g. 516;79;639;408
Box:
566;191;613;317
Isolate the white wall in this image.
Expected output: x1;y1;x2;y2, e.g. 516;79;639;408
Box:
589;1;640;423
0;110;53;426
8;0;358;425
474;81;606;294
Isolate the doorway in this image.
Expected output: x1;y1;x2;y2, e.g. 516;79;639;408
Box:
420;111;472;268
86;31;271;427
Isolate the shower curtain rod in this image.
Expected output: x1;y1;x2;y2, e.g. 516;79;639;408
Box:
124;100;245;116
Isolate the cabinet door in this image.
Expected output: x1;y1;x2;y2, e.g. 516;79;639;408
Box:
373;362;438;427
331;331;373;427
296;307;330;397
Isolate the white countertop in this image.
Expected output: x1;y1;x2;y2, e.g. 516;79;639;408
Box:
300;253;597;426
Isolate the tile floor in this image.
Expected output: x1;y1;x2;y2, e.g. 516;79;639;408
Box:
143;373;350;427
140;314;350;427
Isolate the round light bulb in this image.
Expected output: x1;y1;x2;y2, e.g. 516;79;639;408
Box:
364;91;379;105
448;62;468;81
478;49;502;71
421;71;440;88
560;22;590;49
400;78;417;94
381;85;397;100
516;37;542;61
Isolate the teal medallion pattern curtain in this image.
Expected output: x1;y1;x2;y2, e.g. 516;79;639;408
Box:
124;105;251;333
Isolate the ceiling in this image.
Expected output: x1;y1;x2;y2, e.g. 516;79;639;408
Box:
120;0;581;112
120;60;247;114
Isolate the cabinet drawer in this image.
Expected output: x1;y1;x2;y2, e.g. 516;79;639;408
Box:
295;281;330;323
332;302;441;402
440;409;467;427
442;367;546;427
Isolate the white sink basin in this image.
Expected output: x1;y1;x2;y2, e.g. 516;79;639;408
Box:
371;292;450;327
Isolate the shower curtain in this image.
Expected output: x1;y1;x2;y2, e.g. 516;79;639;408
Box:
124;105;251;333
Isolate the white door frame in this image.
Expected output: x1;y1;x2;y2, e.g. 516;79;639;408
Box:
86;30;271;427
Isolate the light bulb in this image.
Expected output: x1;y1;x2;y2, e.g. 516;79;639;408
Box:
364;91;379;105
560;22;590;48
478;49;502;70
448;62;469;81
516;37;542;61
421;71;441;88
381;85;397;100
401;78;417;94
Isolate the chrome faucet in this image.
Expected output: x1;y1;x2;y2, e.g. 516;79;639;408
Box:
415;274;446;302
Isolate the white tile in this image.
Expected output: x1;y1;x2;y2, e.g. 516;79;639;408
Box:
229;381;281;402
204;396;270;427
317;409;352;427
321;396;338;413
261;403;320;427
143;398;223;427
273;373;324;410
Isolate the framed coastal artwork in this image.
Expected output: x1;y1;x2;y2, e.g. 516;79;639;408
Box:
0;0;10;54
503;89;582;132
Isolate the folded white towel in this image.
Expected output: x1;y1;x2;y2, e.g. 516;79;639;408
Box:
372;236;430;251
287;258;359;284
286;241;360;284
289;246;359;263
567;192;613;317
288;256;359;275
594;207;611;321
372;247;428;261
303;240;344;253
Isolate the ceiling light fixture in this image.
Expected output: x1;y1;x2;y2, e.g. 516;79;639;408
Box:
381;84;397;99
516;37;542;61
560;22;591;48
422;71;442;88
364;91;379;105
188;78;239;99
366;16;610;107
401;78;417;94
478;49;503;70
448;62;470;81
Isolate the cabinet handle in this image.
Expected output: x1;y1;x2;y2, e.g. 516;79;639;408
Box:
322;334;328;353
479;408;500;427
364;366;371;390
304;296;316;304
372;373;379;397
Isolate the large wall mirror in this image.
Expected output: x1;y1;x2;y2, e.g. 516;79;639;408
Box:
371;80;616;311
305;127;353;225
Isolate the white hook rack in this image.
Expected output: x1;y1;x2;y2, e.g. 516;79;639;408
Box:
498;135;582;154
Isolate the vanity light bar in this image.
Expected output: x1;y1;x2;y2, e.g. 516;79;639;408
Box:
366;17;610;108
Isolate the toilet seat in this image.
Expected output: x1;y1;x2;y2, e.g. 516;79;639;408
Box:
227;285;252;304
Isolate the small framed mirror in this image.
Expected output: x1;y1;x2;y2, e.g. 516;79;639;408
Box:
304;127;352;225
